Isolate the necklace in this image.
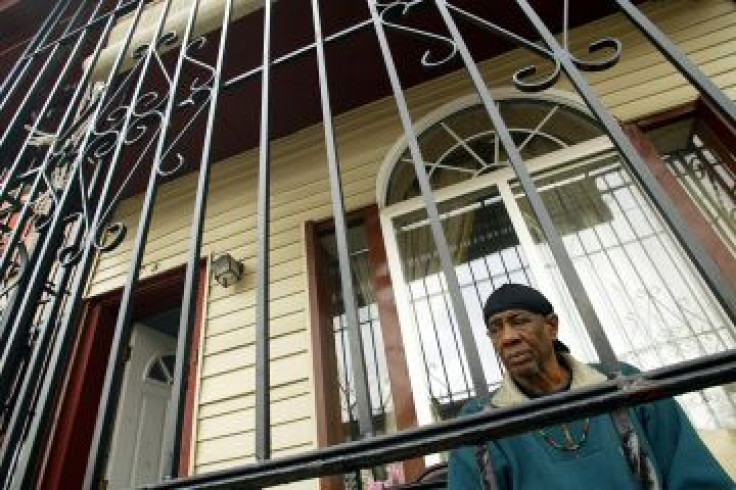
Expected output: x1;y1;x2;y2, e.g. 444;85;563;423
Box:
538;418;590;451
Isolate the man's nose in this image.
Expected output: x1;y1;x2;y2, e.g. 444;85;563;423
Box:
497;323;521;344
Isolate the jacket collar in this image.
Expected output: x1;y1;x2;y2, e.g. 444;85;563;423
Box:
490;354;607;408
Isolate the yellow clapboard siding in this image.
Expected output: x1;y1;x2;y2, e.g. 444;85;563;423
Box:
194;448;318;486
89;181;375;282
207;269;305;309
197;379;312;420
203;319;306;355
197;393;313;441
602;55;736;108
204;306;305;338
198;353;311;404
613;71;736;121
206;290;304;323
200;330;307;378
195;417;314;465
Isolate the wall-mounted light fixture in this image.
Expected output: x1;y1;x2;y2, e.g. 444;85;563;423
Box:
212;253;244;287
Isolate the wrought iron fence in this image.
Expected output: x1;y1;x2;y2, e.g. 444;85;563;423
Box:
0;0;733;488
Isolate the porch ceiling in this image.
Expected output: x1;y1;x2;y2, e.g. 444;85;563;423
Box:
0;0;645;197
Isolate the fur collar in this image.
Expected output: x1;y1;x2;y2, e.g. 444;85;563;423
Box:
490;354;608;408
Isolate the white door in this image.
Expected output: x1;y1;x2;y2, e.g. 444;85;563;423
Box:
106;323;176;489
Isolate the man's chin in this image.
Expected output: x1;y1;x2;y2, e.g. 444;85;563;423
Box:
506;361;538;379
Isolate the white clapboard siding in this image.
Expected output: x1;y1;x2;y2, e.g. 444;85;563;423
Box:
81;0;735;483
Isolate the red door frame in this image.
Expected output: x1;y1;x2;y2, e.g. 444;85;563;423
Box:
305;205;424;489
38;261;207;489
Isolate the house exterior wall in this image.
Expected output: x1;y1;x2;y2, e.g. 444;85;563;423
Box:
82;0;736;482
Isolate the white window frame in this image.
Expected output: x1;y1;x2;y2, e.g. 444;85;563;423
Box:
379;126;615;430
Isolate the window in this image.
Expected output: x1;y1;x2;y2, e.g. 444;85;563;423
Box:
306;206;422;489
644;106;736;257
378;94;735;436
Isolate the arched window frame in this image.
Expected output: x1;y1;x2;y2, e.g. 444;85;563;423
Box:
376;89;604;209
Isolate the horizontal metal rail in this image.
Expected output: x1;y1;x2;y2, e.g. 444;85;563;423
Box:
24;0;140;59
223;18;372;89
143;349;736;489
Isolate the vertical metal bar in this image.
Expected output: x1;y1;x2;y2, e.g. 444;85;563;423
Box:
612;0;736;125
0;3;127;480
514;0;736;327
366;0;489;399
4;167;108;490
562;0;569;51
2;242;72;489
0;0;116;410
311;0;374;437
0;0;111;291
0;0;92;157
436;279;473;401
0;0;74;112
0;1;151;485
434;0;621;372
255;0;274;461
82;0;191;485
163;0;233;477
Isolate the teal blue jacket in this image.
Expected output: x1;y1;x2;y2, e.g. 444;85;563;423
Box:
447;363;734;489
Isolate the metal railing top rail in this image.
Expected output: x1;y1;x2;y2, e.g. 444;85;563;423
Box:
143;349;736;489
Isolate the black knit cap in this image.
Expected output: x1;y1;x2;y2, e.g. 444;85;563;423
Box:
483;283;554;321
483;283;570;353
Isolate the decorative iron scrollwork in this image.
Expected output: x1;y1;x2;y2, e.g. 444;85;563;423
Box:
512;61;562;93
571;38;622;72
375;0;459;68
375;0;622;92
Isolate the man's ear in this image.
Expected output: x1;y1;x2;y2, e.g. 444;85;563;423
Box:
545;313;559;339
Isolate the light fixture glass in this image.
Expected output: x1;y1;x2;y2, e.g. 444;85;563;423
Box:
212;253;244;287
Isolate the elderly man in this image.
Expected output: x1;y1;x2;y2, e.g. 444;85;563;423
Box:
447;283;733;490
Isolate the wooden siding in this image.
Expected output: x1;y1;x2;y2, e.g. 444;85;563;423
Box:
83;0;736;483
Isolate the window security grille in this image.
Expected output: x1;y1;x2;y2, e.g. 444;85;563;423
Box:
0;0;733;489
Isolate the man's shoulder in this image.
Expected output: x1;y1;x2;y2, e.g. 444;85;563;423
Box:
458;395;492;416
588;361;642;377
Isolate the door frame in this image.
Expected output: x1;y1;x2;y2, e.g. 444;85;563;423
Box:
38;260;208;489
305;205;424;489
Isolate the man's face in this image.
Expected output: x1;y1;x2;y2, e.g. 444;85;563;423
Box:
487;309;558;381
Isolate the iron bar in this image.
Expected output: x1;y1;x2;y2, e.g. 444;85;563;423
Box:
25;0;140;60
311;0;374;438
0;2;732;489
0;1;126;478
434;3;660;484
254;0;274;462
0;0;116;412
4;163;108;490
0;8;114;327
163;0;233;478
514;0;736;327
438;0;621;372
612;0;736;125
223;19;372;90
0;0;92;156
0;0;74;114
367;0;489;399
0;0;151;485
81;0;187;485
1;250;72;489
143;349;736;489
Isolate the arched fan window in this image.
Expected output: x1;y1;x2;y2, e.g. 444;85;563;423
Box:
146;353;176;385
385;96;604;205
